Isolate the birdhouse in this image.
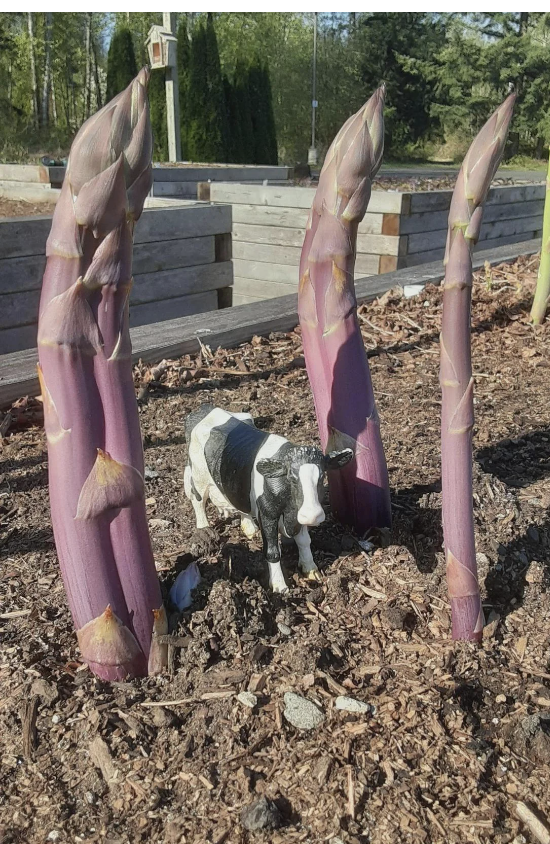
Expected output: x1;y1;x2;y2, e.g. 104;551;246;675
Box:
146;24;177;70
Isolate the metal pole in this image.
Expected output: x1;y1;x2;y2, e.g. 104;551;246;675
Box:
311;11;317;150
308;13;318;167
163;12;181;162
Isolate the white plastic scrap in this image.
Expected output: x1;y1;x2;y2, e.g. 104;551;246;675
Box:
169;562;201;610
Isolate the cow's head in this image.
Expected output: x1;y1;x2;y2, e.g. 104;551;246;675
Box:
257;445;353;526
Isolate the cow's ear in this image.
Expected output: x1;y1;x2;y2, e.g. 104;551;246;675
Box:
256;458;287;478
324;448;354;470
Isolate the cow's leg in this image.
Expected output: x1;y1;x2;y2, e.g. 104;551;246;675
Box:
184;464;210;528
260;515;288;594
240;516;257;539
294;526;321;581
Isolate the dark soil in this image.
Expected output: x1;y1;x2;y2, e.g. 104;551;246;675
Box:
2;255;550;844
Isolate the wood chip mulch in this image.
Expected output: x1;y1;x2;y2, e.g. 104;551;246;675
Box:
1;254;550;844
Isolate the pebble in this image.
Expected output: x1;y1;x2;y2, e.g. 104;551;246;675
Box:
277;622;291;636
237;691;258;709
240;796;282;831
334;696;373;714
283;692;325;731
144;466;159;480
149;518;171;529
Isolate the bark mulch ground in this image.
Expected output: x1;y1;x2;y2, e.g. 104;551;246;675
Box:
0;198;57;219
1;255;550;844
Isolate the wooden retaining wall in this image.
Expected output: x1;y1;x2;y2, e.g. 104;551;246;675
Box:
0;239;539;410
0;199;233;355
203;182;544;304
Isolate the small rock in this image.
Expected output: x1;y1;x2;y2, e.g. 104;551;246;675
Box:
144;466;159;480
277;622;291;636
527;526;540;543
283;692;325;731
149;518;171;529
47;832;60;842
358;539;375;553
31;678;58;704
334;696;373;714
240;796;282;832
237;691;258;709
152;706;177;728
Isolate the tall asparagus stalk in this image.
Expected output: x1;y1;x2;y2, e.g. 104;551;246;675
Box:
441;94;515;641
298;87;391;534
37;70;167;680
530;150;550;324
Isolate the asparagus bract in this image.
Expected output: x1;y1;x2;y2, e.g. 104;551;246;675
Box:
440;94;515;641
37;70;167;680
298;88;391;533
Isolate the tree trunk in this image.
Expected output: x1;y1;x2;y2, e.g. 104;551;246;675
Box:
40;12;53;129
91;33;103;110
27;13;39;126
84;12;92;119
51;74;58;125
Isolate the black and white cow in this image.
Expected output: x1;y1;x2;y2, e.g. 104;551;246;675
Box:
184;404;353;593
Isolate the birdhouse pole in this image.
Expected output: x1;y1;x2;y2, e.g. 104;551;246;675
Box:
163;13;181;162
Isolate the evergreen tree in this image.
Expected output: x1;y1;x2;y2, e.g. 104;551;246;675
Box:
149;67;167;162
177;18;191;160
105;27;137;102
187;22;209;161
248;55;272;164
204;12;229;162
233;59;255;164
262;61;278;164
224;75;243;163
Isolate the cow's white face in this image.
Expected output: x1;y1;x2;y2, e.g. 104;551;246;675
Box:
297;464;325;526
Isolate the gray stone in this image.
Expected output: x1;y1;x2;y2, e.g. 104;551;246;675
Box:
240;796;282;831
283;692;325;731
237;691;258;709
334;696;373;714
277;622;291;636
144;466;159;480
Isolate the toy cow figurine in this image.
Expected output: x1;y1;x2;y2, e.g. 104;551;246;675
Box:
184;404;353;593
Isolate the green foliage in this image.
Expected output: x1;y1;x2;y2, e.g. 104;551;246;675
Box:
187;22;209;161
149;68;167;162
247;56;278;164
106;27;137;102
177;19;190;159
232;59;255;164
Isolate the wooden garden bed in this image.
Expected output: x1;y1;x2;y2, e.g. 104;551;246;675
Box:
0;198;233;355
201;182;545;304
0;239;539;409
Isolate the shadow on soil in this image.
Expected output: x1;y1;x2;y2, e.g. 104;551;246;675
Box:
477;426;550;488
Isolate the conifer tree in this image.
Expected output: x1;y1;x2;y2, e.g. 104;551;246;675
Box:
149;68;168;162
187;22;208;161
204;12;229;162
106;28;138;102
234;59;255;164
262;61;278;164
177;18;191;160
248;55;271;165
224;76;243;163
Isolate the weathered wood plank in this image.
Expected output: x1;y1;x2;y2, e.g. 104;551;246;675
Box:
0;183;60;204
478;214;543;241
409;183;544;214
230;203;384;234
232;259;299;284
233;222;305;248
407;228;448;255
134;204;232;242
1;238;538;408
130;290;218;327
0;324;38;356
209;182;404;214
232;242;381;275
0;164;49;183
133;236;215;274
233;277;297;300
400;199;545;234
153;165;291;182
132;262;232;304
0;205;232;258
0;236;216;294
